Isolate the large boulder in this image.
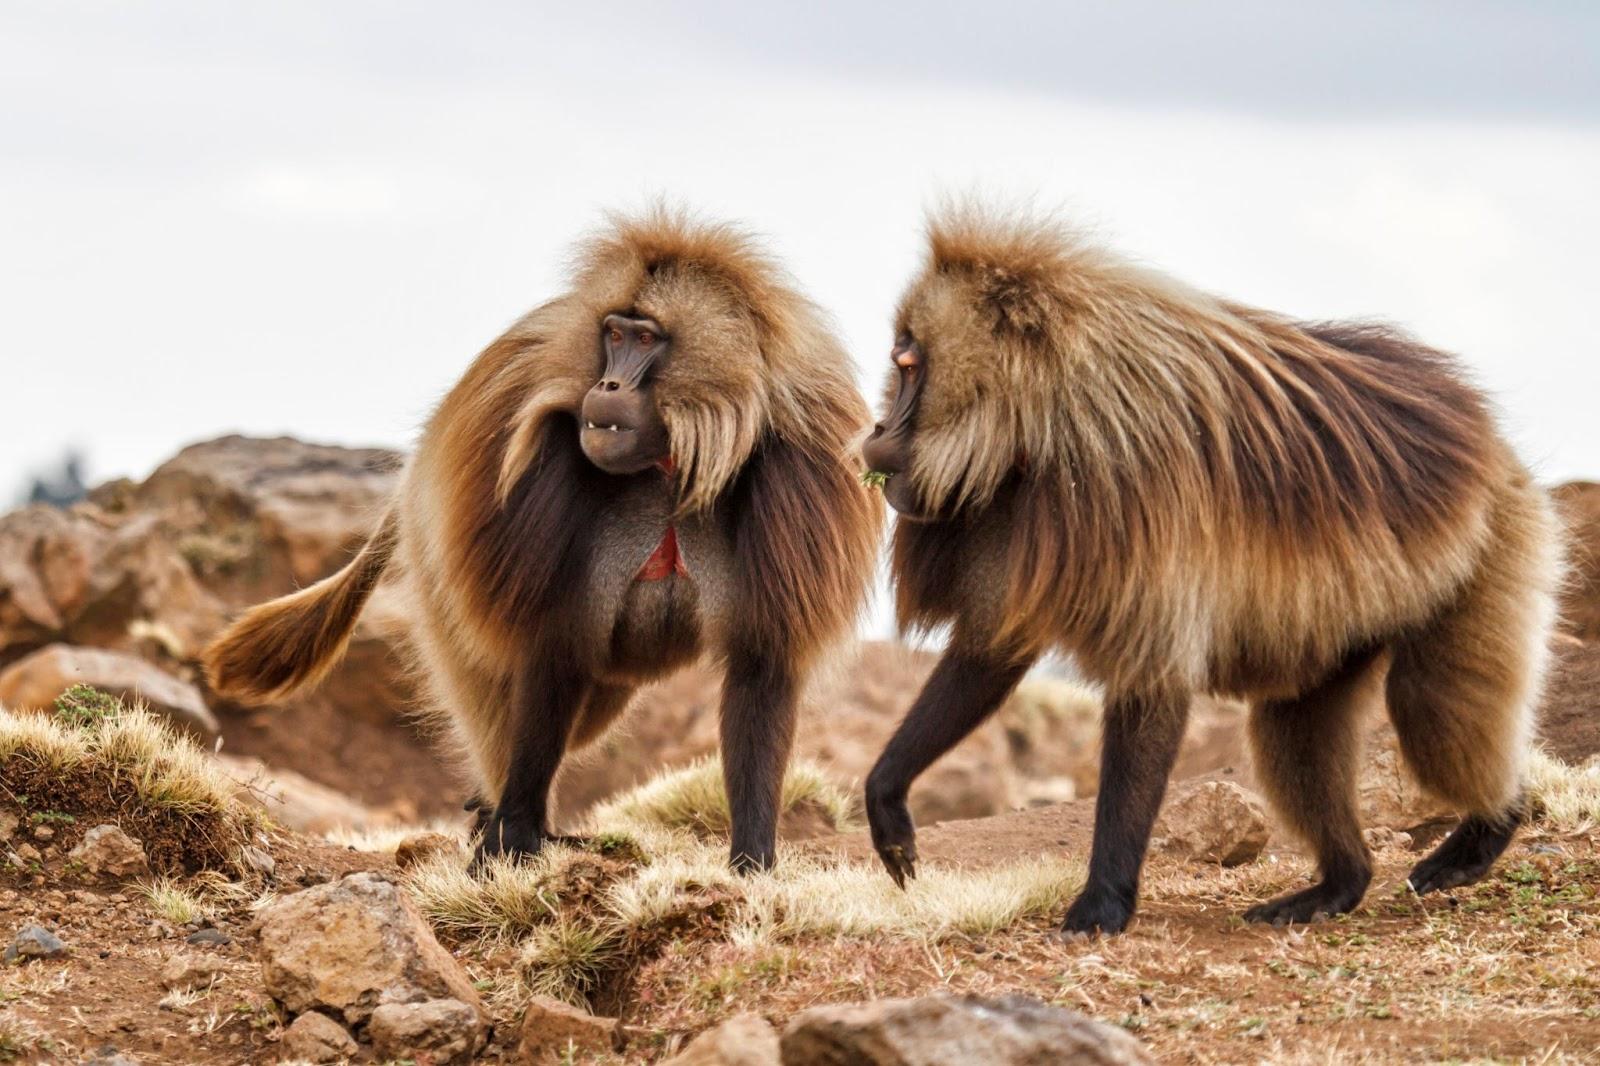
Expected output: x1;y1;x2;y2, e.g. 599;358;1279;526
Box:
0;643;217;737
780;994;1152;1065
256;872;485;1030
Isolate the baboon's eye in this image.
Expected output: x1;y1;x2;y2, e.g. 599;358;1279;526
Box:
608;328;623;345
638;331;655;346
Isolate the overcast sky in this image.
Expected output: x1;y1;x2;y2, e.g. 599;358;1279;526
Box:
5;1;1599;511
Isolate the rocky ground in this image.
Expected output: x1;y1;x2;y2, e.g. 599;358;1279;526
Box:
0;439;1597;1064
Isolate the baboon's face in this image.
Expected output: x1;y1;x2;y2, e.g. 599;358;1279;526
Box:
580;313;673;475
863;334;932;519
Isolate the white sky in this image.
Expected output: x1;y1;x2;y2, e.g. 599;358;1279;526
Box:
5;1;1599;510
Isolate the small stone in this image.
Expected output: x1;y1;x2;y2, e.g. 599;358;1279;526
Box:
5;924;69;963
368;998;485;1065
80;1045;140;1065
1363;827;1413;851
239;844;275;878
186;927;233;947
31;824;54;842
518;994;617;1060
15;842;41;865
394;831;458;870
1156;780;1270;866
68;825;150;879
281;1011;358;1064
160;953;224;991
662;1012;780;1065
0;810;16;842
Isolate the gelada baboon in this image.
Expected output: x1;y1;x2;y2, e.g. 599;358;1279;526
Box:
205;208;882;871
861;206;1559;933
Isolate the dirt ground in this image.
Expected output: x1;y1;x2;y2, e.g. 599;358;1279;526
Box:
4;798;1597;1064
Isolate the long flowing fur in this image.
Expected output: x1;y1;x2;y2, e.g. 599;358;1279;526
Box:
890;205;1559;813
205;207;882;821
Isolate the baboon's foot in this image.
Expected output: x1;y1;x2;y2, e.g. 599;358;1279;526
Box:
865;787;918;888
1060;883;1136;936
470;811;549;871
1408;811;1521;895
1245;872;1369;926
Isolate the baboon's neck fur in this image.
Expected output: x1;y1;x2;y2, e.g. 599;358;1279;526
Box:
894;207;1524;690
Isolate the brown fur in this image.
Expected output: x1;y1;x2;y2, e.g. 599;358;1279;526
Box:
204;207;882;862
874;203;1559;928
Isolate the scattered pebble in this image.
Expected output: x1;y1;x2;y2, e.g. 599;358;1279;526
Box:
32;824;55;842
186;927;233;947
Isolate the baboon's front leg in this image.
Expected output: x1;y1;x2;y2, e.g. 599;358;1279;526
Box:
720;647;799;873
865;649;1034;887
1061;690;1190;935
473;650;590;869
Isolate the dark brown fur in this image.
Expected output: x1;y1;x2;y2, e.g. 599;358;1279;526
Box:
865;207;1559;932
205;208;882;870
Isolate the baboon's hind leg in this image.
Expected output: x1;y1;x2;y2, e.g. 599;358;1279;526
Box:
1245;646;1385;925
1387;525;1547;895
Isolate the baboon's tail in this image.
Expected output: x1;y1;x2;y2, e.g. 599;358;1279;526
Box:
202;508;400;704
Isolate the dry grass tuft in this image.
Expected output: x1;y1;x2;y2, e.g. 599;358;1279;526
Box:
0;690;261;872
405;759;1083;1011
591;755;858;837
1527;750;1600;832
138;876;215;925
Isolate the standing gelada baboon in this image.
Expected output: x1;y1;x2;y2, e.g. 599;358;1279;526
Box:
861;206;1559;933
205;209;882;871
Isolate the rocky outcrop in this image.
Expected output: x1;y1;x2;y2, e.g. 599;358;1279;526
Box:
780;994;1152;1065
0;644;216;737
0;436;462;822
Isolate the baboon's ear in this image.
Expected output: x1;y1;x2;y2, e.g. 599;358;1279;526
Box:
976;267;1053;337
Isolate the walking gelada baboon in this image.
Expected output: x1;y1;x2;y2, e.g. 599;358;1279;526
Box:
205;208;882;871
861;206;1559;933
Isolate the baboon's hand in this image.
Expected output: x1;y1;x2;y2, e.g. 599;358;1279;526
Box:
470;811;548;871
1060;883;1135;936
866;788;918;889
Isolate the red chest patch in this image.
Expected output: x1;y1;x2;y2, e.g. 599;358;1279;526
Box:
635;525;691;582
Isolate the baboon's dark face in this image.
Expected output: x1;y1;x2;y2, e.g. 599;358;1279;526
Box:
580;313;673;475
863;334;930;519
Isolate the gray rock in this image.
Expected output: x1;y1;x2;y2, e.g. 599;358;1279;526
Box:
281;1011;358;1064
368;997;484;1065
5;925;69;964
781;994;1152;1065
185;927;233;947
